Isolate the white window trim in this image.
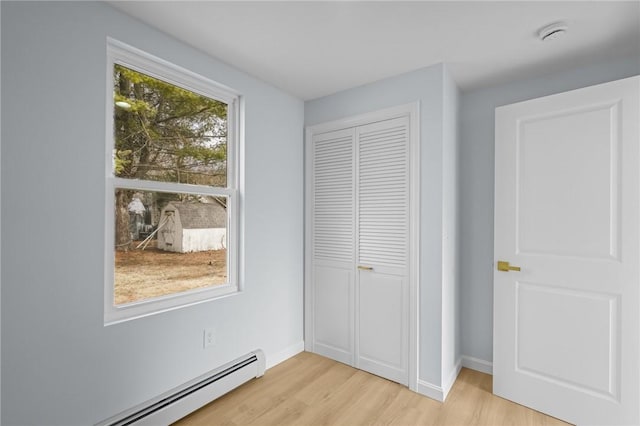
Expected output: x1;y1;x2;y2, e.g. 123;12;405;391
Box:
104;38;242;325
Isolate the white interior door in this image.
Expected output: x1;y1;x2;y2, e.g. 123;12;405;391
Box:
356;117;410;385
310;128;355;366
494;76;639;425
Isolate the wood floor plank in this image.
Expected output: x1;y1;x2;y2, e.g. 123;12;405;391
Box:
174;352;571;426
294;360;359;406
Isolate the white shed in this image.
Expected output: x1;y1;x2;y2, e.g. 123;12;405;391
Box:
157;202;226;253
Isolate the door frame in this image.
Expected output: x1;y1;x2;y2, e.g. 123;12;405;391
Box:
304;102;420;392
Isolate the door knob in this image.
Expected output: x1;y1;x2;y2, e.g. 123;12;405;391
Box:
497;261;521;272
358;265;373;271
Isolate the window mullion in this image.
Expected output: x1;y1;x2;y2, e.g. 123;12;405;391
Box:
112;178;233;197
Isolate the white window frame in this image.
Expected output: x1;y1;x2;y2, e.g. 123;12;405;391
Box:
104;38;242;325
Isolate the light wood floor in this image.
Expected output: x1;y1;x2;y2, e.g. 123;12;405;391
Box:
175;351;569;426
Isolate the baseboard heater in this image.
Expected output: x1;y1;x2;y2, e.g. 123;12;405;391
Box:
97;349;266;426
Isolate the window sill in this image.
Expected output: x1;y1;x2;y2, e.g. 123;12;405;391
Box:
104;284;240;326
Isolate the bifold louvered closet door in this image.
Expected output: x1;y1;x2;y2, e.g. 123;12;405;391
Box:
310;116;410;386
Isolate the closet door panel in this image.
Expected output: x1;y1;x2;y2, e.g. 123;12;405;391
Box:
357;118;409;270
313;262;353;364
358;272;408;384
311;128;355;364
313;129;355;263
356;117;410;385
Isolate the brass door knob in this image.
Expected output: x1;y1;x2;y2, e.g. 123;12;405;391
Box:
497;261;521;272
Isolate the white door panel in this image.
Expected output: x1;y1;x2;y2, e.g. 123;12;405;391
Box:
312;128;355;264
516;102;619;259
313;262;354;364
358;271;408;385
356;117;409;385
310;128;355;364
515;282;618;398
494;76;639;425
357;118;409;271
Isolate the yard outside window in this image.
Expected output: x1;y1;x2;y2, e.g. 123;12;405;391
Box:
105;40;241;324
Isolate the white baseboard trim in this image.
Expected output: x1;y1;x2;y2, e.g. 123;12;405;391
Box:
416;379;444;402
416;358;463;403
266;341;305;370
442;358;462;400
461;355;493;375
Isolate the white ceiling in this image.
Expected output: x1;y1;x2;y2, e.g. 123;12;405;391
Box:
110;1;640;100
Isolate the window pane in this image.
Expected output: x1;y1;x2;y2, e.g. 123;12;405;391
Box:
114;189;228;305
113;64;227;187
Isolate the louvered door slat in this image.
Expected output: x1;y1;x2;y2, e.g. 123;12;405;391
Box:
313;130;355;263
357;117;409;269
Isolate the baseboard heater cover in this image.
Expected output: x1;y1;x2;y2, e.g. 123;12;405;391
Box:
97;349;265;426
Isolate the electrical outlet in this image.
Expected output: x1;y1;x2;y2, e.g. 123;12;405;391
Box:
203;328;216;349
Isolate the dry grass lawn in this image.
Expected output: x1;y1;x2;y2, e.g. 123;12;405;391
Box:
115;241;227;305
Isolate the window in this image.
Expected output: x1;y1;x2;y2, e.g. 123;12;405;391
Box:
105;39;241;324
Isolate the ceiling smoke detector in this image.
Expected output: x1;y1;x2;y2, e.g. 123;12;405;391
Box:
538;22;568;42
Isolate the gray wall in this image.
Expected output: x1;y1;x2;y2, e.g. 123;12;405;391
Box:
459;56;640;364
305;64;457;387
1;2;304;424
